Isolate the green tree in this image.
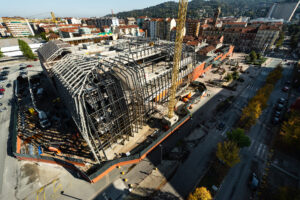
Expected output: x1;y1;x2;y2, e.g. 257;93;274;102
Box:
0;50;3;58
280;111;300;152
250;50;257;62
226;128;251;148
257;53;262;60
188;187;212;200
232;71;239;80
216;141;240;167
225;73;233;82
18;39;36;60
40;32;48;41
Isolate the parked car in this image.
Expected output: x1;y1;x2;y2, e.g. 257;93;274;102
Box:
1;71;9;76
0;76;7;81
282;86;289;92
26;65;33;68
6;83;11;88
217;122;226;131
0;88;5;92
248;173;259;190
272;117;280;124
274;111;281;118
3;67;9;70
0;92;3;99
276;103;284;111
19;66;26;70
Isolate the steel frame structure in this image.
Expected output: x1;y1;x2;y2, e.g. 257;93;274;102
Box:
42;39;195;163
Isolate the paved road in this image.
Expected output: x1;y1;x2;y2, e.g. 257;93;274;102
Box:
215;58;294;200
0;61;40;200
160;60;282;198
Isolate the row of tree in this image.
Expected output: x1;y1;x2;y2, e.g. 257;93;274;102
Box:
224;71;239;82
275;31;284;48
188;128;251;200
0;50;3;58
239;65;283;129
249;50;262;62
279;110;300;157
18;39;36;60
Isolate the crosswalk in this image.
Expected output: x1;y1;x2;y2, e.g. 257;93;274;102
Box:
244;139;268;160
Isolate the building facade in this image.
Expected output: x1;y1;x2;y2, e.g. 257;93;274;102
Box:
2;17;35;37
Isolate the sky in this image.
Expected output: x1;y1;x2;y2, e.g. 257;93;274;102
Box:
0;0;174;18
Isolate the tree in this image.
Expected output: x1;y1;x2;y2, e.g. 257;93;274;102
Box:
216;141;240;167
0;50;3;58
232;71;239;80
188;187;212;200
280;111;300;152
18;39;36;60
274;186;300;200
225;73;233;82
226;128;251;148
249;50;257;62
257;53;262;60
40;32;48;41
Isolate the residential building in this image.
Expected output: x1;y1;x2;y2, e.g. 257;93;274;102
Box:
137;16;149;29
252;24;281;52
126;17;136;25
186;19;200;37
170;27;176;41
201;22;281;52
117;25;140;37
66;17;82;25
1;17;35;37
165;18;176;40
86;17;119;29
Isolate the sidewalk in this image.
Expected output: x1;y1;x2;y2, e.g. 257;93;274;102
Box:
125;160;181;199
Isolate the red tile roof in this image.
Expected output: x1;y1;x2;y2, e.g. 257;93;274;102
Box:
151;18;164;22
198;45;215;55
119;25;139;29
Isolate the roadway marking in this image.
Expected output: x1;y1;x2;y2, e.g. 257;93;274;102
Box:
256;143;263;157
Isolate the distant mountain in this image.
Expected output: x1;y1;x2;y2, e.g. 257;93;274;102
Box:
108;0;289;19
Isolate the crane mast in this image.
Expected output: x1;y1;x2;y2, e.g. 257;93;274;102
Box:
167;0;188;119
51;12;57;24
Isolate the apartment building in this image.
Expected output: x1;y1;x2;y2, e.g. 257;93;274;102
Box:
117;25;140;37
86;17;119;29
150;18;176;40
125;17;136;25
201;22;281;52
2;17;35;37
252;25;281;52
186;19;200;37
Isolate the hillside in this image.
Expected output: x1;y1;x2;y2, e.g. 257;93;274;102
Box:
109;0;289;19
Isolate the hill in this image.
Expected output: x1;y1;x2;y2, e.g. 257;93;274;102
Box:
109;0;288;19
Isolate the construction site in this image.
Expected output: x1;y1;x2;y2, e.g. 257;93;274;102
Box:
13;12;234;181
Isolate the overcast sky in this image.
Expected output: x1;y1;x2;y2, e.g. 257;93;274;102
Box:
0;0;174;18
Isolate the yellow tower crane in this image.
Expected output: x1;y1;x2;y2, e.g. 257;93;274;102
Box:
50;12;57;24
167;0;189;119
